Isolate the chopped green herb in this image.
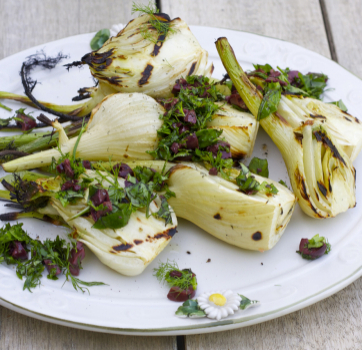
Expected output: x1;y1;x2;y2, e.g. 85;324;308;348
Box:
93;203;133;229
153;197;173;226
154;260;197;291
257;83;281;121
0;223;105;292
328;99;348;112
148;75;231;174
248;157;269;177
90;29;110;50
132;1;175;44
236;163;278;196
278;179;288;188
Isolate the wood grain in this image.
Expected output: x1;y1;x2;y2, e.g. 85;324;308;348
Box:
0;1;177;349
0;0;149;60
0;307;176;350
161;0;331;58
323;0;362;78
186;278;362;350
160;0;362;349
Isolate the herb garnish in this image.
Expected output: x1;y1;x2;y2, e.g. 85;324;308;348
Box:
131;1;175;44
297;234;331;260
90;29;110;50
149;75;233;177
328;99;348;112
0;223;105;292
221;64;329;121
236;163;278;195
89;162;174;228
248;157;269;178
154;260;197;291
247;64;329;121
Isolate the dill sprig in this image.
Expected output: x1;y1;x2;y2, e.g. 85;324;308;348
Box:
154;260;197;291
131;1;175;43
0;223;106;293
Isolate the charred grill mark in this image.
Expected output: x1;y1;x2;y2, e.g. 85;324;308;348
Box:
344;116;352;122
300;178;308;200
329;178;332;192
134;240;143;245
154;13;171;21
118;55;127;59
315;190;319;200
231;150;246;160
317;181;328;198
241;74;262;99
149;227;178;242
81;53;93;66
280;208;283;215
167;227;177;237
252;232;262;241
313;130;346;166
294;132;303;145
187;62;197;76
113;243;133;251
214;213;221;220
151;34;166;56
138;64;154;86
210;64;214;75
275;112;289;125
97;75;122;85
168;164;189;177
0;212;19;221
310;114;326;120
82;49;114;67
295;168;308;200
310;203;325;218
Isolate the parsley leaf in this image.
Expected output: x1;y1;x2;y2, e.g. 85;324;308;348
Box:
248;157;269;177
0;223;105;293
257;83;281;121
90;29;110;50
328;99;348;112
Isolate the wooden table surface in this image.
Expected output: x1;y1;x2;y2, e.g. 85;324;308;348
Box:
0;0;362;349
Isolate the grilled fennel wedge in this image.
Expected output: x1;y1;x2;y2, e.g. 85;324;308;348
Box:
94;160;297;251
0;169;177;276
0;14;213;117
216;37;357;218
2;92;258;172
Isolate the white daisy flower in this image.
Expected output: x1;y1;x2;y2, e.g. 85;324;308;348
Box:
197;290;241;321
110;23;124;37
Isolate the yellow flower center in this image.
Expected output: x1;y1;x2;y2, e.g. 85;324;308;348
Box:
209;293;227;306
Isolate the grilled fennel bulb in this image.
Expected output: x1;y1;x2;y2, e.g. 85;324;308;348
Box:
103;160;297;252
1;170;177;276
216;37;357;218
0;14;213;117
276;95;362;162
2;93;258;172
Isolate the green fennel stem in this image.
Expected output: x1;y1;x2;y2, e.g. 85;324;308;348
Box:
0;102;12;112
215;37;280;139
0;91;87;116
0;122;82;155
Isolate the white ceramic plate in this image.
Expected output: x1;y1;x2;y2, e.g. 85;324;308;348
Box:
0;25;362;336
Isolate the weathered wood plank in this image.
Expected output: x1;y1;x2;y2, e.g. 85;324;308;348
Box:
0;1;177;349
161;0;331;57
160;0;362;349
0;0;149;60
186;278;362;350
323;0;362;78
0;307;176;350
